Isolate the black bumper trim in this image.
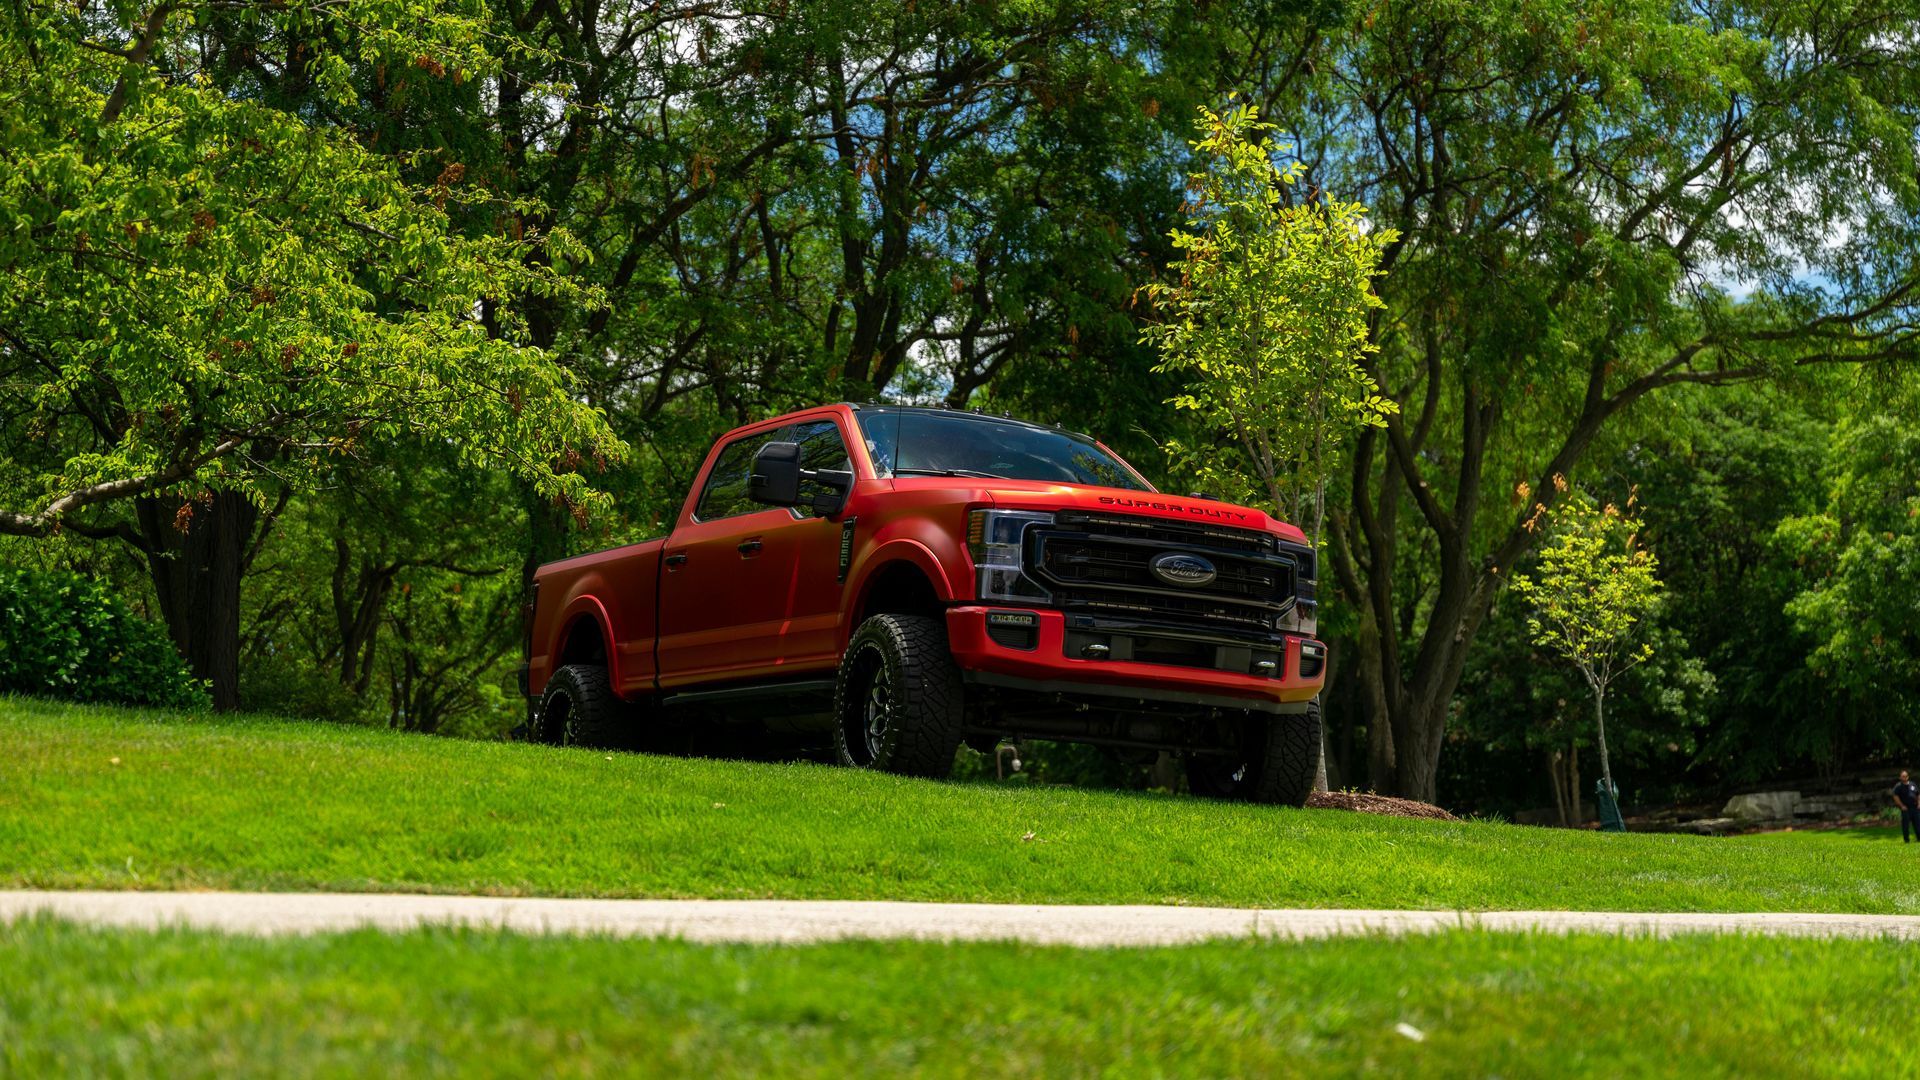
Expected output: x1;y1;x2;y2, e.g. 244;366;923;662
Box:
962;670;1307;715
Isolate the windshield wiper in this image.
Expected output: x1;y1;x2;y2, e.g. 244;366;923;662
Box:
893;467;1010;480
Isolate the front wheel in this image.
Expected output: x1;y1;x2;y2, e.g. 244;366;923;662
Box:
1186;698;1322;806
832;614;966;778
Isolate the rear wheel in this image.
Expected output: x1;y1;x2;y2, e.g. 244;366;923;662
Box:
534;663;627;749
1187;699;1321;806
832;614;966;778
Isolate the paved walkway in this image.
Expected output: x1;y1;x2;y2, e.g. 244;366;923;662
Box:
6;891;1920;945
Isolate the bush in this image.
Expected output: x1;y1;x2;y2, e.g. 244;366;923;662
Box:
237;651;374;725
0;569;207;710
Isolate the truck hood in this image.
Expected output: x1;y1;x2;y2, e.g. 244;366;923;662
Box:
966;479;1308;545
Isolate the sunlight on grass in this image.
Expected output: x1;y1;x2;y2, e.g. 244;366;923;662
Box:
0;920;1910;1078
3;696;1914;913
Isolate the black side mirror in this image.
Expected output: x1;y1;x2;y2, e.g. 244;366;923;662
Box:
808;469;855;517
750;442;803;506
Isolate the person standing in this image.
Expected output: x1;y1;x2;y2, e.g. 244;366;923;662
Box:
1894;771;1920;843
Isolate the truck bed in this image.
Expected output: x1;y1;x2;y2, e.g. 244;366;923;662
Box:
527;538;666;700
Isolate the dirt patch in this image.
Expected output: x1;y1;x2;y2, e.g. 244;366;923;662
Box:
1308;790;1458;821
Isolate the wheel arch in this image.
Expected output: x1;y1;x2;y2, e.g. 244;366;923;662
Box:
544;595;619;692
847;547;950;641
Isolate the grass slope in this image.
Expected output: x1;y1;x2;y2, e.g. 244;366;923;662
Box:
4;697;1916;913
3;919;1910;1078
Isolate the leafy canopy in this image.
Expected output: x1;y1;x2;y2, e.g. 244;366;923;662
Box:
1139;103;1397;537
1775;412;1920;735
1511;492;1664;698
0;0;622;536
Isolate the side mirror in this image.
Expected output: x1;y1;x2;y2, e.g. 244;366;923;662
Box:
809;469;855;518
750;442;803;506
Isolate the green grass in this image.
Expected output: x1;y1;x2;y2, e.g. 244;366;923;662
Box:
2;918;1910;1078
5;696;1918;913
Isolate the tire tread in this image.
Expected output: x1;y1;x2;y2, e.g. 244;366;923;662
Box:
833;614;965;778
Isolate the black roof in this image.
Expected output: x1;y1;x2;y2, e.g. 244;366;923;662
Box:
844;402;1065;434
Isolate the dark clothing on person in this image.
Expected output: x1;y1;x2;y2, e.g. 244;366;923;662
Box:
1897;781;1920;842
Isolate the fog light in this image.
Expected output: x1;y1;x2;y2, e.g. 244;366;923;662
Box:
1298;641;1326;679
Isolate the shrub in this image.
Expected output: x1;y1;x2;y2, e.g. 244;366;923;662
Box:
0;570;207;710
237;651;374;725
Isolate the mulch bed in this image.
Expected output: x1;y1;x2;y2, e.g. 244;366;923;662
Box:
1307;790;1458;821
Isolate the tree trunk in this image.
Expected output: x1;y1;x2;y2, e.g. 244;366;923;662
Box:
1570;742;1583;826
1313;641;1341;793
135;490;260;710
1593;692;1614;796
519;482;571;598
1546;750;1569;827
1353;613;1396;792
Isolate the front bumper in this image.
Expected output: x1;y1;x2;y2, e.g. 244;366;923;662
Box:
945;605;1324;714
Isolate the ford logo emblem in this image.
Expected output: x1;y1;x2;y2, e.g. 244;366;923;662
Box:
1150;552;1217;588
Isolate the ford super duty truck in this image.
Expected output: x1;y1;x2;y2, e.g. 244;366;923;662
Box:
522;403;1327;804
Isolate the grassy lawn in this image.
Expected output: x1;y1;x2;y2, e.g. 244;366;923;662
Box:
1;918;1907;1078
5;696;1918;913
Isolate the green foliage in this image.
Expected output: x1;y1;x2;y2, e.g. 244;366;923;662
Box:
1510;494;1665;791
1616;385;1833;780
0;1;623;537
239;442;525;733
1452;586;1715;817
0;0;1915;799
1175;0;1920;799
1511;497;1663;693
236;651;376;727
0;570;205;709
1775;412;1920;747
1140;104;1397;536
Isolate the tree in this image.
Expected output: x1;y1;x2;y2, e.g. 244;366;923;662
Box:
1455;561;1713;824
0;2;621;706
1172;0;1920;798
1139;103;1398;545
1774;409;1920;761
1510;494;1664;821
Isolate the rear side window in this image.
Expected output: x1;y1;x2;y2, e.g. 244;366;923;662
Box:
694;431;777;521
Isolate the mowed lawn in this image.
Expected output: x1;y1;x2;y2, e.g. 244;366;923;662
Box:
3;918;1911;1078
3;696;1917;913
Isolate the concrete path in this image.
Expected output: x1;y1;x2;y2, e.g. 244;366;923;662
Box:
6;891;1920;946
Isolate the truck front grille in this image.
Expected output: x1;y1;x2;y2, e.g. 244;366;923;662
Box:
1027;512;1298;640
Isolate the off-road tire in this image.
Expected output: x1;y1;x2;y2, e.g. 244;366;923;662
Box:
832;614;966;778
1186;698;1322;806
534;663;628;749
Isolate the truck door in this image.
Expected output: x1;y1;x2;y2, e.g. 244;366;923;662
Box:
775;418;857;668
655;426;802;686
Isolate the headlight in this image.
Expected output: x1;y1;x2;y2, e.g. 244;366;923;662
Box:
966;509;1053;603
1277;601;1317;637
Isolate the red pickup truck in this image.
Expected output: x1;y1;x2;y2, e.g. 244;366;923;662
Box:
522;404;1327;804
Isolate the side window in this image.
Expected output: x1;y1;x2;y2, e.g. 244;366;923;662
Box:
791;419;852;516
694;431;776;521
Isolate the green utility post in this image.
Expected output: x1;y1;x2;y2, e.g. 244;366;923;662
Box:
1595;779;1627;833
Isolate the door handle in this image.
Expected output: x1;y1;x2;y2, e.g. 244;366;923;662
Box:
737;539;763;556
664;553;688;569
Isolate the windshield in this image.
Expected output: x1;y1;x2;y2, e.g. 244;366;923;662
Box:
858;409;1151;491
